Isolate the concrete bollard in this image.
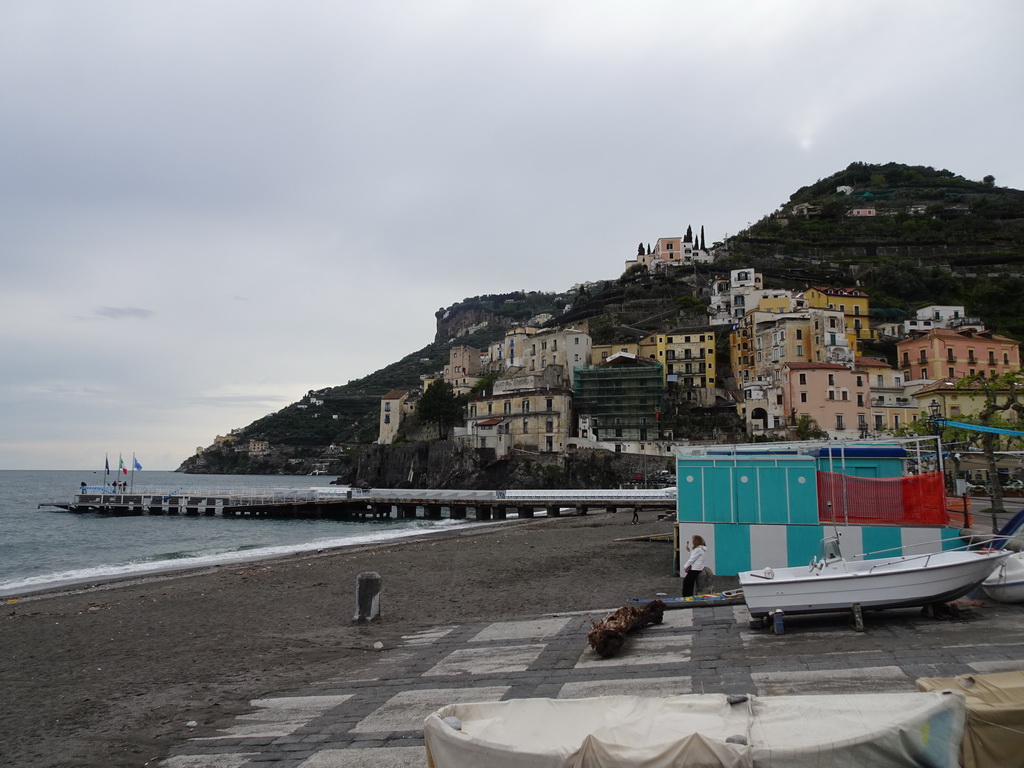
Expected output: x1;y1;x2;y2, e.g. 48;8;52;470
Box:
354;571;381;622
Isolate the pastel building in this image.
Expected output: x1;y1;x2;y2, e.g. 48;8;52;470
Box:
378;389;413;445
443;346;483;394
782;362;872;439
857;356;913;433
898;328;1021;382
804;286;876;348
465;388;573;455
488;326;591;387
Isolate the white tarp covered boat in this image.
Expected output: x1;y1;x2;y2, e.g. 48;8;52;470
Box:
980;550;1024;603
917;670;1024;768
738;537;1011;619
424;692;965;768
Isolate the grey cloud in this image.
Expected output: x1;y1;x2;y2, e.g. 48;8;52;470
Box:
95;307;155;320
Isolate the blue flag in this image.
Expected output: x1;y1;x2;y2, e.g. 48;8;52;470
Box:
105;455;110;476
133;456;143;471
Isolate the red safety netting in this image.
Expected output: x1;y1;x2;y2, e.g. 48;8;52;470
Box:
817;471;947;526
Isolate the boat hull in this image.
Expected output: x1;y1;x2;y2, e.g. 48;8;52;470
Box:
739;549;1010;618
981;551;1024;603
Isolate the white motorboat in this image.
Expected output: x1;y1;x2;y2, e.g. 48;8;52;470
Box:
980;550;1024;603
739;536;1011;619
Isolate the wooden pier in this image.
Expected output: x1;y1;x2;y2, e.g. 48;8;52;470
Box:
41;486;678;522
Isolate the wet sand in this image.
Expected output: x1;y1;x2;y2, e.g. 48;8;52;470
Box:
0;512;682;767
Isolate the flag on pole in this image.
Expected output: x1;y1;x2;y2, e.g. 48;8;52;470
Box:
105;454;110;476
133;456;143;471
119;454;128;475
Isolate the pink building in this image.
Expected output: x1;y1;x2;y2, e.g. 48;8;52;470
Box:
897;329;1020;382
782;362;871;438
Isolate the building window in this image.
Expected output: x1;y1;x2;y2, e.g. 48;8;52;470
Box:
828;374;835;385
875;414;883;430
799;373;807;385
504;401;511;414
857;394;864;407
545;419;553;433
545;398;553;410
522;419;529;433
800;392;808;403
521;400;530;413
836;414;845;430
384;414;390;424
384;402;391;412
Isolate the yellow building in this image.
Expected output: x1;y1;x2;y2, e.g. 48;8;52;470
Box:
590;342;640;364
804;286;876;349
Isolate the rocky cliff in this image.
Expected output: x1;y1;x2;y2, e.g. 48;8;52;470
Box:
340;442;675;491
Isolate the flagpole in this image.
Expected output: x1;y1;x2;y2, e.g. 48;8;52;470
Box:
130;453;135;491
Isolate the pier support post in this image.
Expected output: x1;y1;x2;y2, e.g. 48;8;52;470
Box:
494;506;508;520
354;571;381;623
477;505;492;521
546;505;560;518
425;505;442;520
450;505;467;520
519;506;535;519
579;505;589;516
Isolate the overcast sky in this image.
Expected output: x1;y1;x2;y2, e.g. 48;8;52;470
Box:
1;1;1021;471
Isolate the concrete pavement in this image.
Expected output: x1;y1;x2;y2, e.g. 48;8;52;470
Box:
162;598;1024;767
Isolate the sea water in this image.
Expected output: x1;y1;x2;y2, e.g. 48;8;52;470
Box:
0;469;473;597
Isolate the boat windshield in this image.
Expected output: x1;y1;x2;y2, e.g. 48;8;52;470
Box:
820;537;843;562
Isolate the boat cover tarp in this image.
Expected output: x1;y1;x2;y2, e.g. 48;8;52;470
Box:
916;670;1024;768
818;470;947;526
424;692;965;768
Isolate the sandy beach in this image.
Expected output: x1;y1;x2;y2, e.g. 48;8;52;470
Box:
0;511;683;767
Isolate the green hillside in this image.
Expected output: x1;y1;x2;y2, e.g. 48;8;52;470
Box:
179;162;1024;473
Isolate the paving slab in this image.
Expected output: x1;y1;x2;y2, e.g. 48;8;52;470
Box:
298;746;426;767
752;665;913;695
351;686;509;733
558;676;693;698
469;617;572;642
422;643;546;676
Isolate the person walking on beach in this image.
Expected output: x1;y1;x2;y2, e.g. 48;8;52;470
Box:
631;505;640;525
681;534;708;597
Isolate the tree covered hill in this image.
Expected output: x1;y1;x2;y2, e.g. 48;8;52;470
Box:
179;162;1024;473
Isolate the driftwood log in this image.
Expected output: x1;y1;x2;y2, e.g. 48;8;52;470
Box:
587;600;666;658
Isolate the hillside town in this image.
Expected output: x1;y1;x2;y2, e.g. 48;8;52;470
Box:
377;235;1021;469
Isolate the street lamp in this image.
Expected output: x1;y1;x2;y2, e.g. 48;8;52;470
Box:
927;399;945;485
